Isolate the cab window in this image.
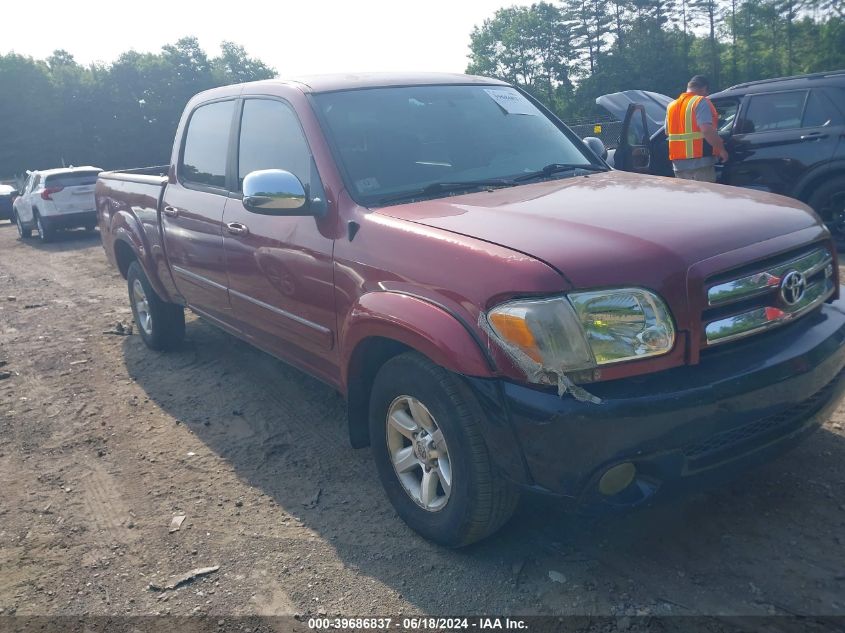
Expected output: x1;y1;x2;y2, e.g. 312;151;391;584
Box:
180;100;236;189
237;99;311;190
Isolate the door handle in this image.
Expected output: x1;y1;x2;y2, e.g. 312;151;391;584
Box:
800;132;826;140
226;222;249;236
163;205;179;217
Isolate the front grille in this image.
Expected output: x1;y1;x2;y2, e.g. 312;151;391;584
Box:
702;246;835;346
682;368;843;471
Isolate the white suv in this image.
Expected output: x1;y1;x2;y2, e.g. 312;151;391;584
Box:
13;166;102;242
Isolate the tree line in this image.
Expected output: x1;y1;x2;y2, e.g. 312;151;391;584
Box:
0;38;275;180
466;0;844;120
2;6;842;180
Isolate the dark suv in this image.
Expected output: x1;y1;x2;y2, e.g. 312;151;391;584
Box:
595;70;845;236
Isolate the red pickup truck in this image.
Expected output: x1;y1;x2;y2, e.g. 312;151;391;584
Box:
96;73;845;546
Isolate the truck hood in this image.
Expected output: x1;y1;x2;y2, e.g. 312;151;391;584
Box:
376;170;822;302
596;90;671;131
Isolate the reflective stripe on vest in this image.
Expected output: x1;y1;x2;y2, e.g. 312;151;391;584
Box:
666;93;717;161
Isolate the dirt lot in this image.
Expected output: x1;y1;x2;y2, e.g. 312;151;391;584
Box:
1;219;845;621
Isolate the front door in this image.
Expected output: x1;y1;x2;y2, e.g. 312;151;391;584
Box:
615;104;652;173
722;89;842;195
222;97;337;382
161;99;237;321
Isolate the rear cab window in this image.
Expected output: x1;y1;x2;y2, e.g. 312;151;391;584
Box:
179;100;236;190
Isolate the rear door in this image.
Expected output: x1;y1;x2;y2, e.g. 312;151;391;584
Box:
44;170;100;213
722;89;841;195
161;98;237;321
222;97;337;381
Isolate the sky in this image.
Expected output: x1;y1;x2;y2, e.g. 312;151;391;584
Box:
1;0;528;76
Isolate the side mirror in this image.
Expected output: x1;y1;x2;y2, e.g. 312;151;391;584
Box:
242;169;310;216
582;136;608;161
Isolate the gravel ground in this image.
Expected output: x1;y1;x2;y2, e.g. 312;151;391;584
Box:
1;220;844;622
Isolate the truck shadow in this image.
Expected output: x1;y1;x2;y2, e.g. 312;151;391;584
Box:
18;227;101;252
122;316;845;616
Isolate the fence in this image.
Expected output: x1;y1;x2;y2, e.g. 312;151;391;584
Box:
565;116;624;150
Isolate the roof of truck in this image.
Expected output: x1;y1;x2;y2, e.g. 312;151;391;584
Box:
255;72;509;93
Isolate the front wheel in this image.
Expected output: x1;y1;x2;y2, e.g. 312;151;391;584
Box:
127;261;185;351
808;176;845;239
14;211;31;239
369;352;519;547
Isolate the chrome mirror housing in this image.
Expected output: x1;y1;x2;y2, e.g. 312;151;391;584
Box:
242;169;309;215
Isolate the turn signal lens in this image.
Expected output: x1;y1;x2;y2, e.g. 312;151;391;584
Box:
485;296;595;374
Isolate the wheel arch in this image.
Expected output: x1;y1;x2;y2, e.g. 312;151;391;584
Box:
341;292;496;449
793;160;845;209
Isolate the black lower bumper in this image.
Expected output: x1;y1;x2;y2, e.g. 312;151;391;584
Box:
41;211;97;230
465;297;845;511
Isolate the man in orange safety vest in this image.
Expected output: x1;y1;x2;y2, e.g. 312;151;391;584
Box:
665;75;729;182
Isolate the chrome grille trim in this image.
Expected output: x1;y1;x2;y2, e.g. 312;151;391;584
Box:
705;277;835;345
707;247;832;307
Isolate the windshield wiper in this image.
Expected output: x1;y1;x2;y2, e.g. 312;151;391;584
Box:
513;163;607;183
377;179;514;205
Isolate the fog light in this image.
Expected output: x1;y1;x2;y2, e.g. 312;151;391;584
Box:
598;462;637;496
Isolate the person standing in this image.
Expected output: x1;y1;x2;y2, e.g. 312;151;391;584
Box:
665;75;729;182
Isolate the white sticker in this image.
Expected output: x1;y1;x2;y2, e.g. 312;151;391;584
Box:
356;177;380;192
484;89;537;116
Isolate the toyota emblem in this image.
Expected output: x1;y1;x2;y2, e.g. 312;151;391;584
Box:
780;270;806;306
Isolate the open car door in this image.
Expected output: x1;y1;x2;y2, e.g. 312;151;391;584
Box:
614;104;651;173
596;90;674;176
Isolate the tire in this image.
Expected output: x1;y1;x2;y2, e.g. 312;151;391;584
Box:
34;212;53;243
808;176;845;239
14;210;31;239
369;352;519;547
127;260;185;351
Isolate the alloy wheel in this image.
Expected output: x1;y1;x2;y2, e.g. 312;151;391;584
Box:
132;279;153;336
386;395;452;511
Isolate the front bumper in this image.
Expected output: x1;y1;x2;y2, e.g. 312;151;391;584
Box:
466;297;845;510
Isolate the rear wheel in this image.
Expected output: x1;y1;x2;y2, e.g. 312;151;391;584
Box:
369;352;519;547
14;211;31;239
808;176;845;239
35;212;53;243
127;261;185;351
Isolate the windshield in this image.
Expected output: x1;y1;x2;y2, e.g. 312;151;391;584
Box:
313;85;598;206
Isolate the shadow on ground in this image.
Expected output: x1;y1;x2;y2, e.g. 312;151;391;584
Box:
122;317;845;616
0;220;101;252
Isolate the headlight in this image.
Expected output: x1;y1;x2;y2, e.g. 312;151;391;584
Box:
567;288;675;364
485;288;675;379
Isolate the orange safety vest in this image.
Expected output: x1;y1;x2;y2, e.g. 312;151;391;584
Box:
666;92;718;161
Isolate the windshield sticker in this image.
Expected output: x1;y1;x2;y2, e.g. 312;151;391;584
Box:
483;89;536;116
355;177;380;192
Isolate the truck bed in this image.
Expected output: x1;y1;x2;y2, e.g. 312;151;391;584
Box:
95;166;178;302
98;165;170;186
